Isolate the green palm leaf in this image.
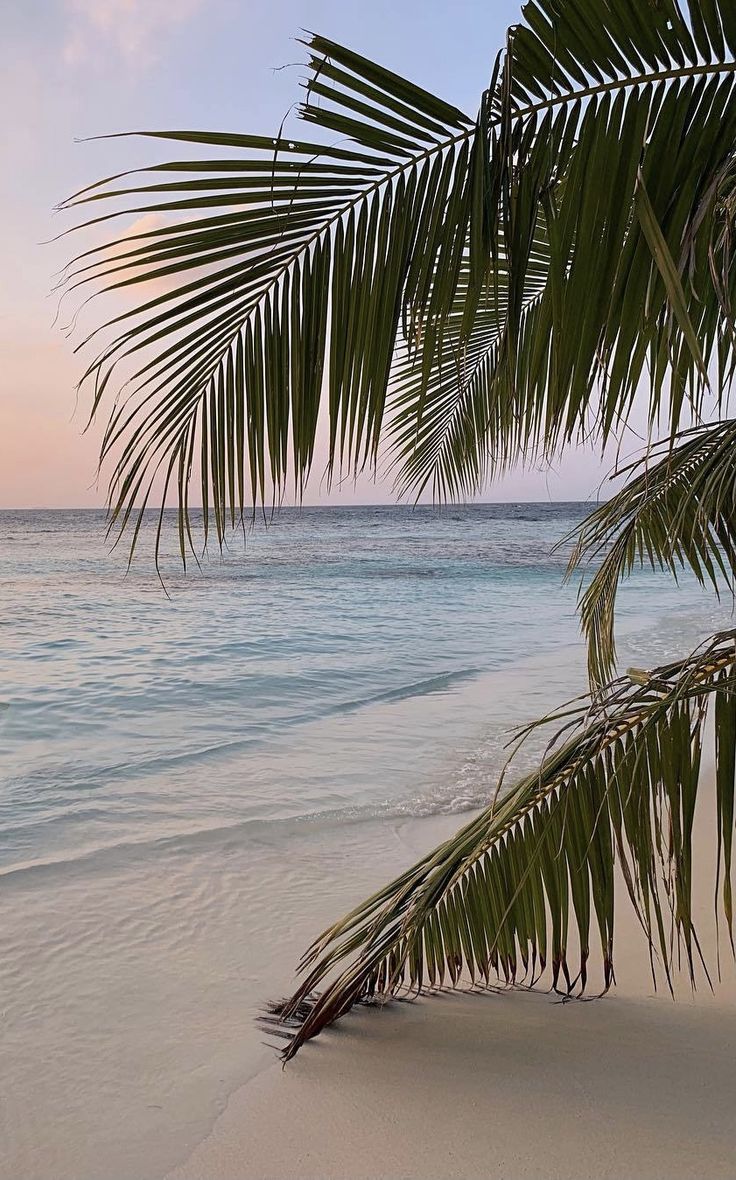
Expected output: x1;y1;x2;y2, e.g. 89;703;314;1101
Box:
62;4;736;554
387;216;551;499
488;0;736;461
267;631;736;1060
567;420;736;686
60;36;479;558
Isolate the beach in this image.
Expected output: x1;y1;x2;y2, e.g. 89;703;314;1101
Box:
2;505;733;1180
167;801;736;1180
7;2;736;1175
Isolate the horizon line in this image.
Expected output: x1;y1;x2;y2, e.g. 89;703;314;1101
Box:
0;497;601;512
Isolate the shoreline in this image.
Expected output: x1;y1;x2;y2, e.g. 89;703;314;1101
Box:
165;795;736;1180
5;602;733;1180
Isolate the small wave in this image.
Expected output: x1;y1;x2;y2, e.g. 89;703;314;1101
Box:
20;667;485;789
365;566;439;578
32;638;80;651
331;666;482;712
0;781;499;891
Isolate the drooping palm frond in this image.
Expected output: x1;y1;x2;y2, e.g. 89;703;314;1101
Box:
266;631;736;1059
567;420;736;687
62;3;736;557
362;0;736;488
59;36;481;558
386;215;552;500
488;0;736;460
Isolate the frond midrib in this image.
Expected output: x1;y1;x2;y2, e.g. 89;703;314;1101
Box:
521;57;736;117
109;52;736;417
242;54;736;340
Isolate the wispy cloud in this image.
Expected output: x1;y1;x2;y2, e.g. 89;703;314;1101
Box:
99;212;178;299
63;0;203;69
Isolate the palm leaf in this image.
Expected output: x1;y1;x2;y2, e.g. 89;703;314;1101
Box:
487;0;736;463
567;420;736;687
61;4;736;556
59;36;479;559
266;630;736;1059
387;216;551;499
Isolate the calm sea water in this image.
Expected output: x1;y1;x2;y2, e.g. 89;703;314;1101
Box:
0;505;728;1179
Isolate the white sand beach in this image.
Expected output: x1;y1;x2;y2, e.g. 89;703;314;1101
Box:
166;796;736;1180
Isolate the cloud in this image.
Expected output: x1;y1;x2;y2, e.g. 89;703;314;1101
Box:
57;212;179;347
62;0;203;69
100;212;175;296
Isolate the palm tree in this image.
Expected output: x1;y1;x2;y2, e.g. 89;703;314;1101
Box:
61;0;736;1059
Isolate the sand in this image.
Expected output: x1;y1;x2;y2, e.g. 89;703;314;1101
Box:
166;795;736;1180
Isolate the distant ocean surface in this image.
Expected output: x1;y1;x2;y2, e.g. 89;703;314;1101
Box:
0;504;729;1180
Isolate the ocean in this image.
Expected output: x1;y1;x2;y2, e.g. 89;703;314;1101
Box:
0;504;728;1179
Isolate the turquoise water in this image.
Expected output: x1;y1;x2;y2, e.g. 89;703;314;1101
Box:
0;503;597;873
0;504;728;1179
3;502;721;869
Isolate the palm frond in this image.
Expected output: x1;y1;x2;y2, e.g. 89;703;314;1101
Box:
387;215;551;500
568;420;736;686
59;36;480;559
62;4;736;556
267;630;736;1059
484;0;736;464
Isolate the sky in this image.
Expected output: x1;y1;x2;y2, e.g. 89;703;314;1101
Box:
1;0;619;509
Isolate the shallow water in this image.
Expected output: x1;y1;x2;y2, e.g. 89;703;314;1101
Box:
0;505;729;1178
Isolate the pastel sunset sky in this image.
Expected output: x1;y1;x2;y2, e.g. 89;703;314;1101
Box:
2;0;625;509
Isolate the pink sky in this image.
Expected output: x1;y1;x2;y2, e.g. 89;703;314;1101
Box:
1;0;618;510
